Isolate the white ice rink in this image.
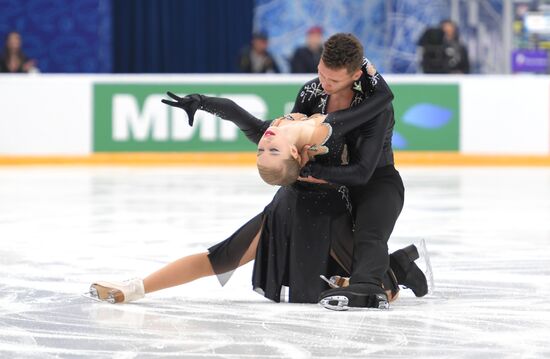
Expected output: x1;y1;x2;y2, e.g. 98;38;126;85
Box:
1;166;549;358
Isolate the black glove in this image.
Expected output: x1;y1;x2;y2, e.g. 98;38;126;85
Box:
161;92;202;126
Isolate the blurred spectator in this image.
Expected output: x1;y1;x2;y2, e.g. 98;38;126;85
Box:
290;26;323;73
238;31;280;73
418;20;469;74
0;31;37;73
418;27;446;73
440;20;469;74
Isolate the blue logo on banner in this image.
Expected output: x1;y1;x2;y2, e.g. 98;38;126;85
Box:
402;103;453;129
392;131;408;150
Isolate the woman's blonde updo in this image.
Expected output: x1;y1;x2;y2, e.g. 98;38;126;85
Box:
258;156;301;186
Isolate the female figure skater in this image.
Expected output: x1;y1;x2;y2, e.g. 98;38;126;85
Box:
90;62;426;310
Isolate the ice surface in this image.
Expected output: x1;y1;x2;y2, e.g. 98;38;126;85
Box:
0;166;549;358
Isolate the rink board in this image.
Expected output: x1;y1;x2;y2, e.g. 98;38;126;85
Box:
92;82;459;152
0;74;549;161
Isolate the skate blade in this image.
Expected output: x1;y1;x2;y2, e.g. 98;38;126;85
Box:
418;239;435;294
89;284;125;304
319;295;350;311
376;295;390;309
81;291;103;302
319;294;390;311
82;286;108;302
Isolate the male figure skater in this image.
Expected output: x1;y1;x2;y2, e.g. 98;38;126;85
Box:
291;33;427;309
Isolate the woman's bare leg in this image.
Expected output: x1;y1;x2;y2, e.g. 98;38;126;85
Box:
143;228;262;294
143;252;214;294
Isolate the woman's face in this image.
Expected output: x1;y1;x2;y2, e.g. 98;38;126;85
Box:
6;32;22;51
257;126;298;170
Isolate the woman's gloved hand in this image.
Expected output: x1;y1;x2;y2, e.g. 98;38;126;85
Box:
161;92;203;125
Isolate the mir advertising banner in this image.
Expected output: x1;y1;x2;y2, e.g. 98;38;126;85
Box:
93;82;459;152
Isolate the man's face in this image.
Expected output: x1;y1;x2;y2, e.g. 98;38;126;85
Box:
441;22;456;41
307;32;323;50
252;38;268;53
317;59;361;95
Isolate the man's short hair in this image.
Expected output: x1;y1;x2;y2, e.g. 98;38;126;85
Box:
321;33;364;74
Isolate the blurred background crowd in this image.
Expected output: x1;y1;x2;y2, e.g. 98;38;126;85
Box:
1;0;549;75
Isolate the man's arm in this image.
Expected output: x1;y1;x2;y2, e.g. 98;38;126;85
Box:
292;69;394;129
299;70;394;186
303;106;393;186
325;73;393;137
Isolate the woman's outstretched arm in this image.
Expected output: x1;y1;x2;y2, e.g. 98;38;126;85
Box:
162;92;271;144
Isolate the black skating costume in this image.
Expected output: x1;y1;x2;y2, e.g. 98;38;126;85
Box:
291;62;404;293
185;63;397;303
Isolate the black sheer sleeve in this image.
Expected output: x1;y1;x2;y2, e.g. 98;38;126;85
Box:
199;95;272;144
305;107;393;186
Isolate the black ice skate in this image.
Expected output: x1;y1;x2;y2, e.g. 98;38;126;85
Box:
390;244;428;297
318;283;389;311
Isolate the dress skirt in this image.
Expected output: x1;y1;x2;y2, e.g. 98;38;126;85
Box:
207;181;354;303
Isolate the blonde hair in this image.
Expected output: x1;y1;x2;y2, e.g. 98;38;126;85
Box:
258;156;301;186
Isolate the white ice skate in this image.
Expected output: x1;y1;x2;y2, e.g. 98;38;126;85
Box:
88;278;144;304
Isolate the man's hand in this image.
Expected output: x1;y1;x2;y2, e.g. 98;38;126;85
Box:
161;92;202;125
298;162;328;183
363;57;377;76
299;145;312;168
297;175;328;184
366;63;377;76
